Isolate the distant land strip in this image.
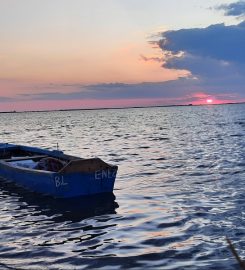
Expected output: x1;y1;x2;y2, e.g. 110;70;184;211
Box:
0;102;245;114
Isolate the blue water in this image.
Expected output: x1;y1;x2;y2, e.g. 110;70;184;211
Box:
0;104;244;269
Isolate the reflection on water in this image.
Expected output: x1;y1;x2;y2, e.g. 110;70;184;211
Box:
0;105;245;269
0;179;118;223
0;178;119;270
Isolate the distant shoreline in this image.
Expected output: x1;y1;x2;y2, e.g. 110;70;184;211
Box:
1;101;245;114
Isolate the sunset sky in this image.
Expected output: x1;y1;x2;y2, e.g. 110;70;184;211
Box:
0;0;245;111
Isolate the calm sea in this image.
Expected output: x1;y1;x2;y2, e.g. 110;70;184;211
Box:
0;104;244;270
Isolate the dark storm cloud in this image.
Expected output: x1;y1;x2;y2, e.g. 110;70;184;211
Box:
159;21;245;64
153;21;245;100
216;1;245;17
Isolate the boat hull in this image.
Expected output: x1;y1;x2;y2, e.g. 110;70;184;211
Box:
0;162;117;198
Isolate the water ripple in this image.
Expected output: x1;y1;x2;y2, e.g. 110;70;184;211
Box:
0;105;245;269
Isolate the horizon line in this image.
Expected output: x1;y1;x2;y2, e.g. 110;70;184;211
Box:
1;101;245;114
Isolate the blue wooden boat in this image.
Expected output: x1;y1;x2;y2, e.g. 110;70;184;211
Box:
0;143;118;198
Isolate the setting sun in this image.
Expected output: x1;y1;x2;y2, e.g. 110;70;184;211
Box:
206;99;213;104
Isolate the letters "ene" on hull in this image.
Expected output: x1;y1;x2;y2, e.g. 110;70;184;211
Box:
95;169;117;180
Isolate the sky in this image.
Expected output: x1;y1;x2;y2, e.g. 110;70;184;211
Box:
0;0;245;111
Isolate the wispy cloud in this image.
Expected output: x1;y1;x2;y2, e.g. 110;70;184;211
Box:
10;75;242;106
140;54;164;63
216;1;245;17
0;96;15;103
17;81;192;101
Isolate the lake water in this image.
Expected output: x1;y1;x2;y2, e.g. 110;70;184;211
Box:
0;104;244;269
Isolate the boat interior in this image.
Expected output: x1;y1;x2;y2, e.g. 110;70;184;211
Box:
0;146;70;172
0;147;40;160
0;144;117;173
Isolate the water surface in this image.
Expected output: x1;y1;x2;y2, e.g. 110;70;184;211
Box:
0;105;244;269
